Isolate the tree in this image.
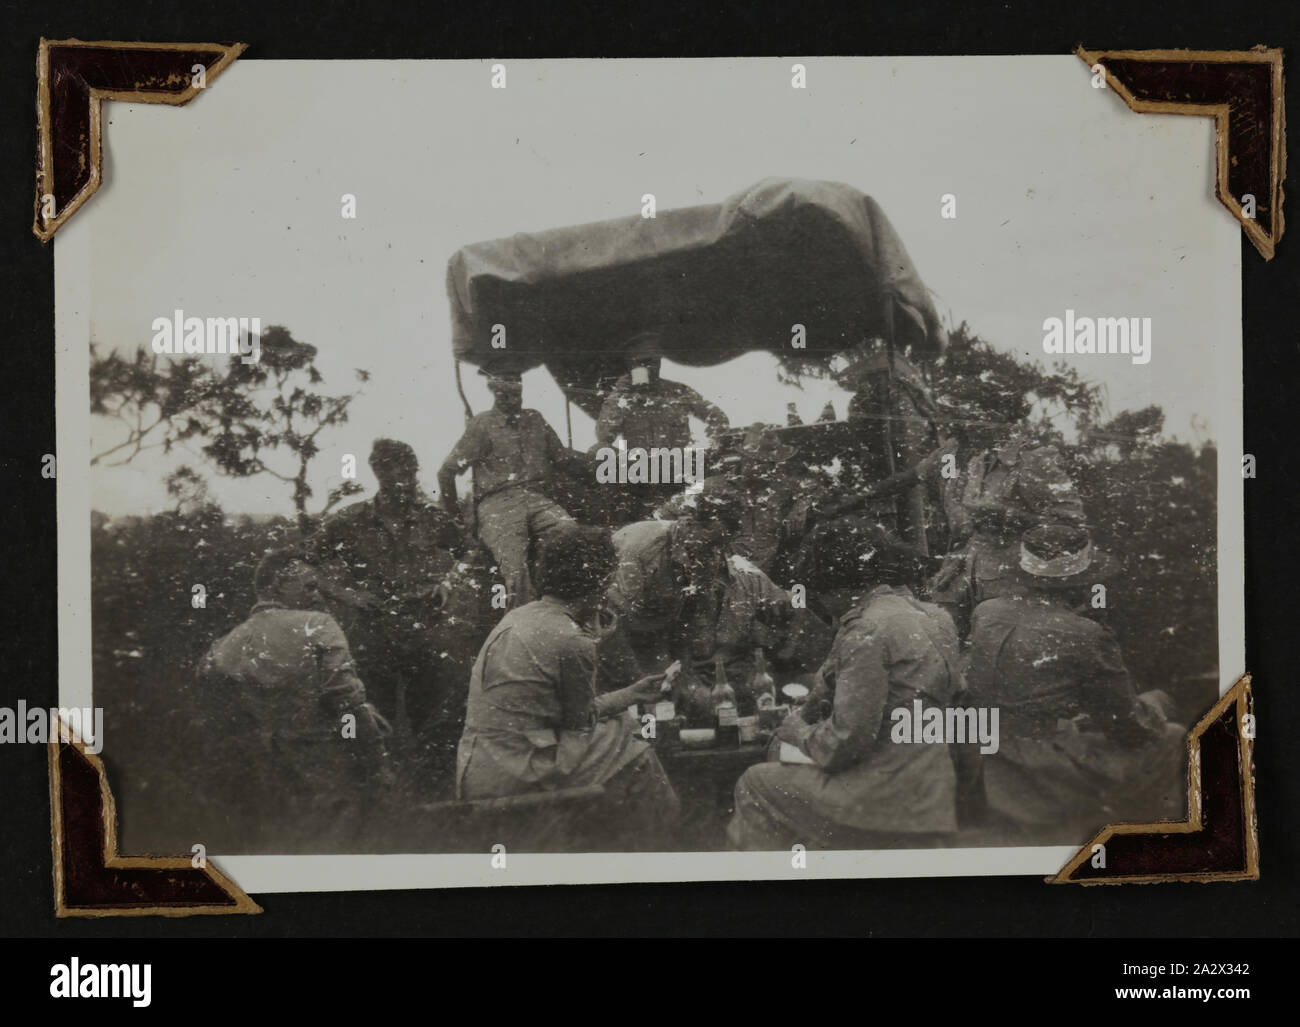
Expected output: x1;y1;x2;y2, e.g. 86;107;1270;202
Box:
163;465;212;516
776;320;1104;444
89;327;367;531
199;326;364;531
1086;405;1165;459
89;345;217;466
924;321;1103;441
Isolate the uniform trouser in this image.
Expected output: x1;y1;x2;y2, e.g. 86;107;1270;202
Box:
598;748;681;851
458;742;679;852
349;618;445;732
728;763;952;852
345;614;465;797
727;746;953;852
476;488;575;607
521;748;680;852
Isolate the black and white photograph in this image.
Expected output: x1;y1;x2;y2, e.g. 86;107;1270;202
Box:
53;56;1244;891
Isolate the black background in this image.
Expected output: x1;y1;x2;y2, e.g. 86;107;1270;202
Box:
1;0;1297;942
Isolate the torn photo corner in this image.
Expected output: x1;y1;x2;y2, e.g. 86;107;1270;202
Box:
54;55;1244;894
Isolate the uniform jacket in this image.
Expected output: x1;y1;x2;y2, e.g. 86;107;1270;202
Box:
937;439;1087;604
310;490;461;612
606;519;683;634
595;376;728;450
607;520;789;652
949;439;1085;545
730;468;825;574
964;595;1163;828
440;407;575;502
195;602;387;849
199;602;377;745
781;586;964;833
456;596;648;799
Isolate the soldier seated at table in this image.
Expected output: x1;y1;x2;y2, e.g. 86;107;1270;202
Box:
456;525;678;850
603;489;794;713
195;548;392;853
962;524;1184;845
727;526;965;851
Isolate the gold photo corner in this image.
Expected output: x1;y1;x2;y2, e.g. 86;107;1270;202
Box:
49;716;261;917
1051;674;1257;885
1075;46;1285;260
34;38;247;242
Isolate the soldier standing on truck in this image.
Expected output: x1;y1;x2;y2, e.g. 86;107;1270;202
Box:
594;331;731;521
438;367;586;608
595;331;730;452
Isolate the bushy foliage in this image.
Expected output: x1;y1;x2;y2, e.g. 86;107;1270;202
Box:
91;510;302;848
786;321;1220;721
1068;439;1218;713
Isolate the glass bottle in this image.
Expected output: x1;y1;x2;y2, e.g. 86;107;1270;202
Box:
750;647;776;710
711;655;738;731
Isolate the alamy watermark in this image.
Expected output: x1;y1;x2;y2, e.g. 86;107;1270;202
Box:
594;443;706;486
890;700;999;754
151;308;261;364
1042;309;1151;365
1;702;104;754
50;959;151;1007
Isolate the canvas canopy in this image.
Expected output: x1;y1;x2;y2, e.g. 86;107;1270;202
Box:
446;177;947;417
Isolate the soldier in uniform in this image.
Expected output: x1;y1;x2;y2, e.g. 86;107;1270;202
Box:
456;526;678;850
595;331;730;452
727;526;964;850
932;423;1087;634
196;548;392;852
309;439;465;784
594;332;731;521
963;524;1182;844
604;497;793;716
657;423;842;585
438;368;585;608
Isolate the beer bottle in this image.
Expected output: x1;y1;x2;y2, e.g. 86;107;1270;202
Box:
712;655;738;738
750;647;776;710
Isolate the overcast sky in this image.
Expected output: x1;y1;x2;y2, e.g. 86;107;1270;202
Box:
76;56;1239;516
